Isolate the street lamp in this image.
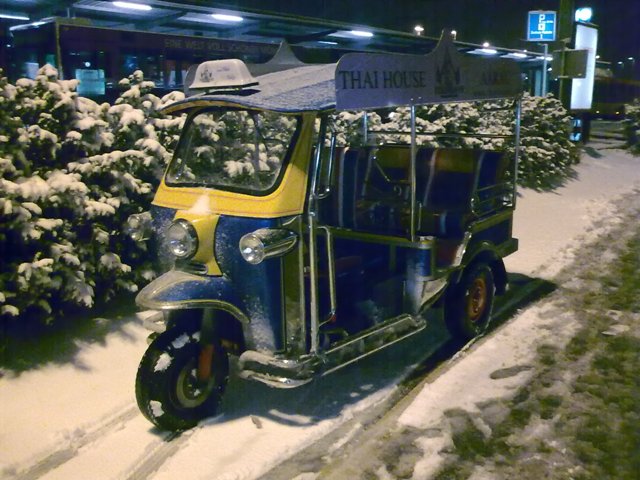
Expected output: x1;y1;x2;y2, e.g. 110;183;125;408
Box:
414;25;424;36
575;7;593;22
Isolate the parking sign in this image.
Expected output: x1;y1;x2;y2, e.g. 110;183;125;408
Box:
527;10;557;42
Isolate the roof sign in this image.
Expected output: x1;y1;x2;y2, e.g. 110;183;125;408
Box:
335;31;522;110
189;59;259;92
527;10;557;42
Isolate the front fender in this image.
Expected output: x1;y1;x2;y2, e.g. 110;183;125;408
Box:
136;270;249;323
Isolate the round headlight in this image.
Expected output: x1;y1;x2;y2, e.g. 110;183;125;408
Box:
239;228;298;265
239;233;265;265
166;220;198;259
125;212;151;241
124;212;150;242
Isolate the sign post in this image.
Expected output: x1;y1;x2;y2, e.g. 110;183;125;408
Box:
527;11;557;95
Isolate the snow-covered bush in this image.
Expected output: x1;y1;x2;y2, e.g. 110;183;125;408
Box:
338;93;577;190
514;93;579;189
0;66;185;325
623;99;640;153
380;102;489;148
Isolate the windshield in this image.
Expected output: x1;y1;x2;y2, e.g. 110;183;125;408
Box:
166;109;300;194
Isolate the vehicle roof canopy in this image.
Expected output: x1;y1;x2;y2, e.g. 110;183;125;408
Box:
162;32;522;116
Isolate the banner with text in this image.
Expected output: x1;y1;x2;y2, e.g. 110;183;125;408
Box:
335;32;522;110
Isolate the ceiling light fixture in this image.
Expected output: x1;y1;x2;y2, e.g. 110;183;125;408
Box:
350;30;373;38
0;13;30;21
211;13;244;22
112;2;152;11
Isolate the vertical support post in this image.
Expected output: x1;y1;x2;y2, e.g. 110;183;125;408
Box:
307;116;327;355
54;21;64;79
410;104;417;241
363;111;369;145
557;0;575;108
541;43;549;95
512;97;522;207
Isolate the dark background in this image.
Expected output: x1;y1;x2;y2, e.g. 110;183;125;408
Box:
200;0;639;61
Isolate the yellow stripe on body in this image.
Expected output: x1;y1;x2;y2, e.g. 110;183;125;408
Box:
173;211;222;276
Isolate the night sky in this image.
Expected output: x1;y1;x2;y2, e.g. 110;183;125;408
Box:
212;0;640;62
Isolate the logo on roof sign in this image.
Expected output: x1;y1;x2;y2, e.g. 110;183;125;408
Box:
199;66;214;83
435;47;463;98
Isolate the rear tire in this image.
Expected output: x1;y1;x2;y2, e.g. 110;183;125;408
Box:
135;324;229;431
445;263;495;341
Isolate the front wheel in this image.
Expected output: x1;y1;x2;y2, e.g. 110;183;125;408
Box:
445;263;495;341
135;325;229;431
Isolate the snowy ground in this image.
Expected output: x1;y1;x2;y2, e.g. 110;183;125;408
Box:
2;146;640;480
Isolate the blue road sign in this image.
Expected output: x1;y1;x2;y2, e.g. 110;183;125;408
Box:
527;10;557;42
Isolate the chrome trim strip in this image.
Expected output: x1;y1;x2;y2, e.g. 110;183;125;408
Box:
136;296;250;324
326;226;435;249
317;225;337;324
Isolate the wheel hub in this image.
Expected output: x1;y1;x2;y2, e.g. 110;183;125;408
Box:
175;361;215;408
467;277;487;323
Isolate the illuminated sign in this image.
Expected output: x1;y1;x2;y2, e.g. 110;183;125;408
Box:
527;10;557;42
570;23;598;110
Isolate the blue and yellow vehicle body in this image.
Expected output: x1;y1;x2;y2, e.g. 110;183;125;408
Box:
134;35;522;388
136;103;320;353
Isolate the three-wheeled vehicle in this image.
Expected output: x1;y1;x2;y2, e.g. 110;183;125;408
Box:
127;32;523;430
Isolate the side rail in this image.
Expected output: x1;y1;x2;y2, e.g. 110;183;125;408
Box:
319;145;515;239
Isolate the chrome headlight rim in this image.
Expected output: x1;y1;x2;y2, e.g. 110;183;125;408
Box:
239;232;266;265
166;219;199;260
239;228;297;265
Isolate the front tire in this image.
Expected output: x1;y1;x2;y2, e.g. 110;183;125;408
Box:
445;263;495;341
135;325;229;431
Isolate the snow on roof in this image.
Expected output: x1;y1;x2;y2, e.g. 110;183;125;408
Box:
162;63;337;115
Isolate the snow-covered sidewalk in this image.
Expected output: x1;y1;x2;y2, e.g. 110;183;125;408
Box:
1;147;640;480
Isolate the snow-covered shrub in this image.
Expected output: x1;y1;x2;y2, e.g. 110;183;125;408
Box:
335;94;576;190
368;102;502;148
623;99;640;153
0;66;185;324
330;111;382;146
515;93;579;189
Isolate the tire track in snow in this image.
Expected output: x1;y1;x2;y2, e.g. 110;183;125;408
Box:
122;431;186;480
14;405;139;480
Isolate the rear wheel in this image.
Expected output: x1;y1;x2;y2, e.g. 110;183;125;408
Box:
445;263;495;340
135;324;229;431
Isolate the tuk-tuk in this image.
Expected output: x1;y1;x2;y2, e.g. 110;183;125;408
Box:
127;32;523;431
